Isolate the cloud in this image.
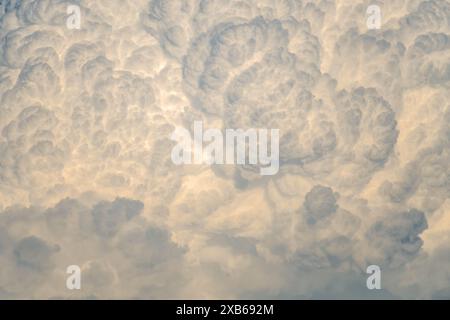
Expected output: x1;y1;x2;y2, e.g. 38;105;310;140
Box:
303;185;339;225
0;197;186;299
0;0;448;299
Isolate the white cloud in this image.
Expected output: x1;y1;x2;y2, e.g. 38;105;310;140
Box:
0;0;448;299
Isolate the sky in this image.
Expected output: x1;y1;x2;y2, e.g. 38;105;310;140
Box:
0;0;449;299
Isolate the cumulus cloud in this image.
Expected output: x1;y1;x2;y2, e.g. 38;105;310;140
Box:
0;197;185;299
0;0;448;299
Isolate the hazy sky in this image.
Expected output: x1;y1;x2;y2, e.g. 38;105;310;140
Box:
0;0;449;299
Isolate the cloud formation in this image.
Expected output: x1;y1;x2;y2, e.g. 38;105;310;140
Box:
0;0;449;299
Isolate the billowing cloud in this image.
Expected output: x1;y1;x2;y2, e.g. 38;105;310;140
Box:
0;197;186;299
0;0;448;299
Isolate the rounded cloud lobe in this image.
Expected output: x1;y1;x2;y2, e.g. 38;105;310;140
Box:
0;0;449;298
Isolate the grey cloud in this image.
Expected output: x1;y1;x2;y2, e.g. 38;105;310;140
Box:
0;197;185;299
14;235;59;271
303;185;339;225
92;198;143;238
366;209;428;268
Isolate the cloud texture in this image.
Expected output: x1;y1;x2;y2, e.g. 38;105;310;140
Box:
0;0;449;299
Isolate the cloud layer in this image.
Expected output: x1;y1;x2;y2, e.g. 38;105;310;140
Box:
0;0;449;299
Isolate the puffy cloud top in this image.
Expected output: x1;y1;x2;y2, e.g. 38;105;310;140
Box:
0;0;449;299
